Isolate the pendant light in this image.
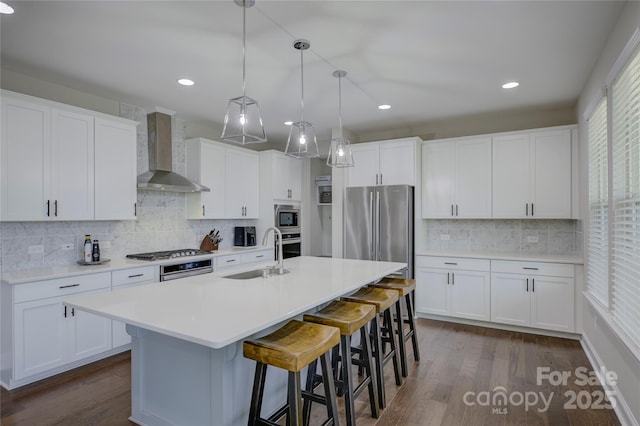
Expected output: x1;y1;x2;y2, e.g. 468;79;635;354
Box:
221;0;266;144
327;70;354;168
285;39;319;159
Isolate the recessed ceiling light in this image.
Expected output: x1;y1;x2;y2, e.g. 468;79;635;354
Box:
284;121;293;126
0;2;14;14
502;81;519;89
378;104;391;110
177;78;195;86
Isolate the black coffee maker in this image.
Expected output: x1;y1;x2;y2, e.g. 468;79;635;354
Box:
234;226;257;247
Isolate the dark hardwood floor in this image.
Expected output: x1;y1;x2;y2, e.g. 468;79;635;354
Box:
1;319;621;425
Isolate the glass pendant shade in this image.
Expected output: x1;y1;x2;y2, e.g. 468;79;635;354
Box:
327;69;354;167
221;0;266;144
285;39;320;159
221;95;266;144
285;120;319;158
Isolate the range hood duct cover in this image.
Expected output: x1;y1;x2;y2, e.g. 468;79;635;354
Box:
137;112;210;192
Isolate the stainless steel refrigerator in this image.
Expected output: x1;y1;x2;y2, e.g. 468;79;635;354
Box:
344;185;414;278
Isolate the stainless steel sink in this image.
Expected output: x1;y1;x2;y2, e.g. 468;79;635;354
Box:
222;268;290;280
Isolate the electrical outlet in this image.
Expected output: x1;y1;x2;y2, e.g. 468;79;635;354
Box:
61;243;74;251
28;245;44;254
526;235;539;243
101;240;111;249
440;233;450;241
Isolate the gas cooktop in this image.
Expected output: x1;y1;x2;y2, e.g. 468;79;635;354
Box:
126;249;212;261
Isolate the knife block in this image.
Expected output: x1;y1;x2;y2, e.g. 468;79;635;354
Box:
200;235;218;251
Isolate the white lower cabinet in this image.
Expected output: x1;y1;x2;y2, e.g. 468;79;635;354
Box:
415;256;491;321
490;260;575;332
8;272;113;383
111;265;157;348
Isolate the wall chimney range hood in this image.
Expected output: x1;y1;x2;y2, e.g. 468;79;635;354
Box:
137;112;210;192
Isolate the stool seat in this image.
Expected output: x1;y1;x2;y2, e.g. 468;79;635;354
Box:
371;278;416;296
342;287;398;313
243;320;340;372
304;300;376;335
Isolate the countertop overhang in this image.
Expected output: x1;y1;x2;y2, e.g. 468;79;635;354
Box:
64;256;406;349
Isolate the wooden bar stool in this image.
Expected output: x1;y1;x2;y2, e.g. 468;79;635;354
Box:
303;300;380;426
243;320;341;426
341;287;402;409
370;278;420;377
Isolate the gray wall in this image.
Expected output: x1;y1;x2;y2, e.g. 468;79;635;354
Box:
577;2;640;425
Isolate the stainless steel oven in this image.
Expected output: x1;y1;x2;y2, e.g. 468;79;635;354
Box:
126;249;214;281
275;204;301;260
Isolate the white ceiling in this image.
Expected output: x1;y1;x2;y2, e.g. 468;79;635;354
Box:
0;1;624;152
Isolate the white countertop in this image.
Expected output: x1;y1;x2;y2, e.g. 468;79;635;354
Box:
0;246;271;285
64;256;406;349
416;250;583;264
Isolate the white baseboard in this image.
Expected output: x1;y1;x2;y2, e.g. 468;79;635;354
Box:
581;334;639;426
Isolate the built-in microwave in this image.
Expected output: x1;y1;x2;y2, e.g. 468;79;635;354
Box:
275;204;300;231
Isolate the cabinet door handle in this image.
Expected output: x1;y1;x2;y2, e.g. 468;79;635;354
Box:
451;272;455;285
451;204;454;217
380;173;383;185
46;200;50;217
128;273;144;278
64;306;67;318
59;283;80;289
375;174;379;185
134;202;137;217
455;204;459;216
71;308;75;317
203;205;206;216
532;278;535;292
54;200;58;217
526;203;529;216
523;267;539;270
526;278;529;292
444;262;458;265
531;203;534;216
447;272;450;285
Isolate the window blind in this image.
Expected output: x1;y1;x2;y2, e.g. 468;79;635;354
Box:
611;43;640;346
587;97;609;306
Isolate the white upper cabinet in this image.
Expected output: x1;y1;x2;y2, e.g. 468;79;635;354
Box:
1;91;137;222
185;138;259;219
347;138;418;187
493;128;571;218
422;137;492;218
272;152;302;201
94;118;137;220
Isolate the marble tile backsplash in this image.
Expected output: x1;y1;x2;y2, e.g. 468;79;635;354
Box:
422;219;582;256
0;103;256;274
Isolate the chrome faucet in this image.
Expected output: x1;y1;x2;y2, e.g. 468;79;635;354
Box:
262;227;284;274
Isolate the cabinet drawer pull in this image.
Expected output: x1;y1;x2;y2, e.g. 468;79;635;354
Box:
59;283;80;289
444;262;458;265
256;255;264;258
128;273;144;278
226;259;237;263
523;267;539;270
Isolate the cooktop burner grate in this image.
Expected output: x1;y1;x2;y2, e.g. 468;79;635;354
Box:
126;249;211;261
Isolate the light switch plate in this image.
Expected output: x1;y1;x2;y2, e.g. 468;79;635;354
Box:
28;245;44;254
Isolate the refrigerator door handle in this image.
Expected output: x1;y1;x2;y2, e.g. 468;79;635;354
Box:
369;191;375;259
376;190;381;261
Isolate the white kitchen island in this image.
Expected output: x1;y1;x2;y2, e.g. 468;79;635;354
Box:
64;256;405;426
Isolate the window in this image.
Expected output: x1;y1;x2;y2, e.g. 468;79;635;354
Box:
587;97;609;306
611;42;640;346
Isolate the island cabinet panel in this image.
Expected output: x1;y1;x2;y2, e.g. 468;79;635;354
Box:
1;90;137;222
415;256;491;321
112;265;157;348
347;138;419;187
421;136;491;218
186;138;259;219
493;128;571;218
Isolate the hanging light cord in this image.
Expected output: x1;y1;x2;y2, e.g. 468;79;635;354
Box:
241;1;247;108
338;74;343;139
299;46;305;123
